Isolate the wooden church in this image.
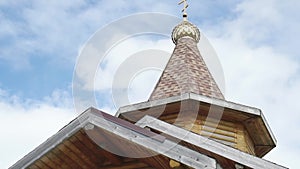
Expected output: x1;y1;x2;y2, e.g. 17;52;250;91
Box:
11;1;288;169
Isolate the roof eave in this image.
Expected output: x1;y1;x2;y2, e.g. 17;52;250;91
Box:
10;107;217;169
117;93;277;155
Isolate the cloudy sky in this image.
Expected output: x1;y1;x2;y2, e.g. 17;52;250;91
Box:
1;0;299;168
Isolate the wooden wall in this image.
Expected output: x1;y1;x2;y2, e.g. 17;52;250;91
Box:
160;114;256;156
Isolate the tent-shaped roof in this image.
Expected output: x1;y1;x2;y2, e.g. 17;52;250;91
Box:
149;19;224;101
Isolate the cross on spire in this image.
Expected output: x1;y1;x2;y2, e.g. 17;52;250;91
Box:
178;0;189;19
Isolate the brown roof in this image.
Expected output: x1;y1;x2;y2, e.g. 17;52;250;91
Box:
11;107;217;169
149;37;224;101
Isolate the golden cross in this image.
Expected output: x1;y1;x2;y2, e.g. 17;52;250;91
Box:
178;0;189;14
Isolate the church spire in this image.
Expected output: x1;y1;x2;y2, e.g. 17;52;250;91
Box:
149;1;224;101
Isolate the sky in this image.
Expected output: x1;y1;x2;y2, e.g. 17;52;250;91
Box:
0;0;299;168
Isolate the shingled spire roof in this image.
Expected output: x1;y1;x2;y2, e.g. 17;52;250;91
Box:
149;17;224;101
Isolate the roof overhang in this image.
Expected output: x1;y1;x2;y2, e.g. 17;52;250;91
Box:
11;107;286;169
117;93;277;157
11;107;217;169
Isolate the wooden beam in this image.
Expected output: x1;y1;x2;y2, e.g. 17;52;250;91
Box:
136;115;287;169
88;113;216;169
11;108;215;169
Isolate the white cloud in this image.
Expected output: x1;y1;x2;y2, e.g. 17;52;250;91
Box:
0;0;176;70
94;37;173;90
76;37;173;111
1;1;300;168
76;33;225;110
203;0;300;168
0;89;76;169
209;33;300;168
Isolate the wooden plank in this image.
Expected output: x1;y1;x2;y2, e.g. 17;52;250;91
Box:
34;160;51;169
200;116;237;128
136;115;287;169
139;156;171;169
28;164;40;169
200;125;236;138
52;146;81;169
100;161;149;169
64;139;99;168
46;151;71;169
92;108;165;142
255;146;274;158
69;133;104;166
244;118;274;157
89;115;216;169
85;127;156;164
96;124;167;162
118;94;266;126
57;141;92;169
159;113;179;123
200;130;236;143
76;129;128;167
244;126;256;155
209;138;236;147
173;120;237;145
172;116;239;148
40;155;58;169
85;130;122;165
200;120;237;133
76;130;108;160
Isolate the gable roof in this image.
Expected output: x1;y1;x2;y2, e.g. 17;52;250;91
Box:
11;107;287;169
10;108;217;169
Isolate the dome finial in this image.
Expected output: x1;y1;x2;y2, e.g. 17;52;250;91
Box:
178;0;189;20
172;0;200;44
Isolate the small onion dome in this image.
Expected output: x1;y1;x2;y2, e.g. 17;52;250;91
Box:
171;20;200;44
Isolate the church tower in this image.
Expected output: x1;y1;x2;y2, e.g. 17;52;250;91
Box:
11;1;287;169
119;1;275;158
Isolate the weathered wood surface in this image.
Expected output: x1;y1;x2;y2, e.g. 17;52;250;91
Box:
12;108;218;169
11;107;285;169
136;115;287;169
88;112;217;169
118;95;276;158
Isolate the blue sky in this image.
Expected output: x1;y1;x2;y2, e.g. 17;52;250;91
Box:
1;0;300;168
